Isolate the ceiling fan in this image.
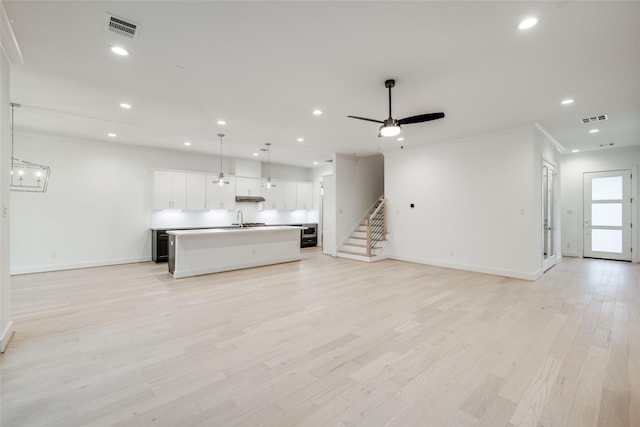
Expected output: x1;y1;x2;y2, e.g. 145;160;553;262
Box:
348;79;445;137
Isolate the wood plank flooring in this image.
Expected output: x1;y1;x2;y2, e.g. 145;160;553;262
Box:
1;251;638;426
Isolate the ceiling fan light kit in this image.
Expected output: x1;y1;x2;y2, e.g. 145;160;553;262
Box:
348;79;445;138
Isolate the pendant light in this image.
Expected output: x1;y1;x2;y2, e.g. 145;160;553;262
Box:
261;142;276;190
10;102;51;192
212;133;229;186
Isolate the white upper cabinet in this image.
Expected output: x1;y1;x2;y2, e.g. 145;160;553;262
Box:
153;170;313;212
261;179;284;210
296;182;313;210
235;177;262;196
260;180;313;211
185;173;206;210
283;181;297;211
206;174;236;210
154;171;187;210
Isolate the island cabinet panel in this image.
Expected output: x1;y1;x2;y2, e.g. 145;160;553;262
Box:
154;171;187;210
235;177;262;196
185;173;206;210
167;226;302;278
296;182;313;210
205;174;236;210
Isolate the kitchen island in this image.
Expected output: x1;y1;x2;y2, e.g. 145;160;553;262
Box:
166;226;302;278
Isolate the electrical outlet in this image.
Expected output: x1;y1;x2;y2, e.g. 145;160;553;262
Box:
567;242;572;249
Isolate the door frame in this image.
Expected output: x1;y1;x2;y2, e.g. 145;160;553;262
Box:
582;169;633;261
542;159;559;272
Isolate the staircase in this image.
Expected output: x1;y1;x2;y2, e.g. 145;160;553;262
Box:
336;195;388;262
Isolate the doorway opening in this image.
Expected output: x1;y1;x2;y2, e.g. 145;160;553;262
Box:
542;160;557;272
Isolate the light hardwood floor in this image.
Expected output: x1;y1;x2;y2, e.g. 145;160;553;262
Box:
1;251;638;426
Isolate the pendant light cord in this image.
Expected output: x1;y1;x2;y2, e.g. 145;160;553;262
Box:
218;133;225;173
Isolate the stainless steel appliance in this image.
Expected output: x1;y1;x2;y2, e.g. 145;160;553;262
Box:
152;229;170;263
301;223;317;247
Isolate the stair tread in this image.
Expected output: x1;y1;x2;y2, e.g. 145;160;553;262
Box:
338;250;377;257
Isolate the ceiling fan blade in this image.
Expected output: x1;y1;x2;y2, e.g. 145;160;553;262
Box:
397;112;445;125
347;115;385;124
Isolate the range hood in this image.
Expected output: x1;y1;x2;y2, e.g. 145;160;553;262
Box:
235;195;265;203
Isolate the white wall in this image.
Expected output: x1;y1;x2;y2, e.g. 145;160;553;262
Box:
10;133;315;274
335;153;385;246
309;163;333;245
560;146;640;260
384;127;545;280
264;162;311;182
0;7;14;351
322;174;336;255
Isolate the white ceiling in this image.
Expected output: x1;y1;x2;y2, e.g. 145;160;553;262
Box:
5;1;640;168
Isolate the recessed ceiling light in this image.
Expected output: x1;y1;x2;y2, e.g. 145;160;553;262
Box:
397;137;404;141
313;161;319;165
517;17;538;30
313;109;322;116
561;99;575;105
589;129;599;133
110;46;129;56
253;152;259;156
297;138;304;142
217;120;226;125
184;142;191;146
107;133;117;138
571;149;580;153
120;103;132;109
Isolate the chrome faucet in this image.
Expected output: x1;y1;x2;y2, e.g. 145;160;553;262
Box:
236;210;244;228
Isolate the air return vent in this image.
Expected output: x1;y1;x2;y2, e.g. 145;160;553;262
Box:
105;14;139;39
581;114;608;124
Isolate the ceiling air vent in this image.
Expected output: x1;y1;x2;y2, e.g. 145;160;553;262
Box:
581;114;608;124
105;14;139;39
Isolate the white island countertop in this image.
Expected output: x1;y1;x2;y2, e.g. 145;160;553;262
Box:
167;226;303;278
167;225;301;236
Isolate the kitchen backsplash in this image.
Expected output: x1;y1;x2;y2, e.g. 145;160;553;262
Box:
150;202;318;229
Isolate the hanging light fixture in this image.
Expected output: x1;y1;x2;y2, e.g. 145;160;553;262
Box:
212;133;229;186
261;142;276;190
10;103;51;192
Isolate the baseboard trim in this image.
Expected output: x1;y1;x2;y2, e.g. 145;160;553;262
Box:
0;320;15;353
562;251;580;258
11;257;151;276
390;255;542;281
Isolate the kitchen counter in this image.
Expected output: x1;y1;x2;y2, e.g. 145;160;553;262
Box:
166;226;302;278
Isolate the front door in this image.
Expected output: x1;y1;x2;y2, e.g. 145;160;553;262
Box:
583;170;632;261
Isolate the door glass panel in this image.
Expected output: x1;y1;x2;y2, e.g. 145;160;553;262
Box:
591;229;622;253
592;203;622;226
592;176;622;200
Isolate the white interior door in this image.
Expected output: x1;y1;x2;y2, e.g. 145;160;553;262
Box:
583;170;632;261
542;161;557;272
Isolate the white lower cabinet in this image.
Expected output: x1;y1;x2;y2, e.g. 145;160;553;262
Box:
206;175;236;210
